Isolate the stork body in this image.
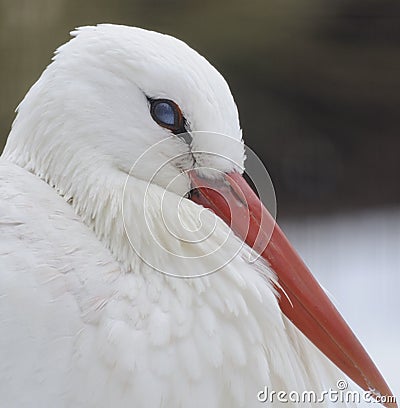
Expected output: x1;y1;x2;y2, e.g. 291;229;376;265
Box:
0;159;338;408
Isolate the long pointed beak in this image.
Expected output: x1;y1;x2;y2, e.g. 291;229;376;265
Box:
189;170;396;408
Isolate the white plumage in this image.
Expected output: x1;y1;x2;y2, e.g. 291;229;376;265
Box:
0;24;361;407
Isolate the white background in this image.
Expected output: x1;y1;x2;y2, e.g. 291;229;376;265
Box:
283;208;400;404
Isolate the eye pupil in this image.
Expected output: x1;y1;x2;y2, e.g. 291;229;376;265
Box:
149;98;185;134
153;102;175;126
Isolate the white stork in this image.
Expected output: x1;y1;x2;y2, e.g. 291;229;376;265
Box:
0;24;395;408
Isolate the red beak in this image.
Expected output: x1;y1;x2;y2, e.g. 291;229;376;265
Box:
189;170;396;408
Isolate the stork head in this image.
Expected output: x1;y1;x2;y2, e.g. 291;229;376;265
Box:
3;24;244;197
3;24;395;408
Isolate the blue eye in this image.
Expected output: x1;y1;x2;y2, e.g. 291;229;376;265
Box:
153;102;175;126
149;98;185;134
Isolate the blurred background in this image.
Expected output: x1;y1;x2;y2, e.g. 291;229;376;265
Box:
0;0;399;402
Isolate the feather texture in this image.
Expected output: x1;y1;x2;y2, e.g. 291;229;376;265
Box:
0;24;353;407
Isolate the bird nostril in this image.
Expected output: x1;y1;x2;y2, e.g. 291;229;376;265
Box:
186;187;200;200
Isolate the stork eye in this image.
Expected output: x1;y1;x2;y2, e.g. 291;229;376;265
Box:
149;98;185;134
